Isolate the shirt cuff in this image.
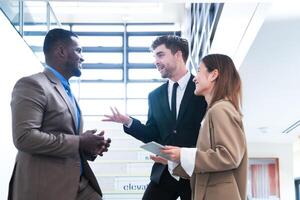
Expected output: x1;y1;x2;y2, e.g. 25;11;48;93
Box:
167;161;180;181
124;118;133;128
180;147;197;177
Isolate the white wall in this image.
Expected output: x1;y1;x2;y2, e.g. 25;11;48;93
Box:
248;142;295;200
0;11;43;198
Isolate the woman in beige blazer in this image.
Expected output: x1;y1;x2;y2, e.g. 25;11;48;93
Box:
151;54;247;200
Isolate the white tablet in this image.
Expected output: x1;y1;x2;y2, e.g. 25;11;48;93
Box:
140;141;171;160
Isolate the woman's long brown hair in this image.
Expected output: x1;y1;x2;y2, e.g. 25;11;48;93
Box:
201;54;242;114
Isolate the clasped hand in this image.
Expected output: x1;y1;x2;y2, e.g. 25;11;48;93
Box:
79;129;111;156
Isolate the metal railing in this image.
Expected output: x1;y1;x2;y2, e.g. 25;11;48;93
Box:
185;3;223;72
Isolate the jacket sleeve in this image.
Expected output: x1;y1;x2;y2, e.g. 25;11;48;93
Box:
173;164;191;179
194;104;246;173
123;92;160;143
11;76;79;158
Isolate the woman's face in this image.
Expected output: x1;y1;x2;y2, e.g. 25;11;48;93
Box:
193;62;214;96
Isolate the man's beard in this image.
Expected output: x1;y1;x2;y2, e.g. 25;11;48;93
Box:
161;70;171;79
73;67;81;77
66;62;81;77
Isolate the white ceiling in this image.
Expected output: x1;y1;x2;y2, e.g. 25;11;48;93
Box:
49;1;185;23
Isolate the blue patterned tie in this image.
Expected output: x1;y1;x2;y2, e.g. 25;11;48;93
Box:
65;85;80;132
65;84;83;175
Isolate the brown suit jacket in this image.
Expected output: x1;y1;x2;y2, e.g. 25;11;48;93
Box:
174;100;247;200
8;69;101;200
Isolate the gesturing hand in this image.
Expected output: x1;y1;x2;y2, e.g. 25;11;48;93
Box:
102;107;131;126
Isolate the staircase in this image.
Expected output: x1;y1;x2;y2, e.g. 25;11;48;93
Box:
86;121;152;199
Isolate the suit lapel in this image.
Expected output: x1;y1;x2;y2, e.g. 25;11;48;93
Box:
177;75;195;123
159;82;174;123
44;69;78;133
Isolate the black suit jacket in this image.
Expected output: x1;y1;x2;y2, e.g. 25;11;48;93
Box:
124;75;207;184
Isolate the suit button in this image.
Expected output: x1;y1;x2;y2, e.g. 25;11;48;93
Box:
173;130;177;134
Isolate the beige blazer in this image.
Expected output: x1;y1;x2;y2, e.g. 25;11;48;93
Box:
174;100;247;200
8;69;101;200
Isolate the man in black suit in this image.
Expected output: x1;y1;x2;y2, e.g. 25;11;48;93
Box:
103;35;207;200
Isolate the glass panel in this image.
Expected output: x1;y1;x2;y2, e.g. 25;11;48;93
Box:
79;82;125;98
80;69;123;81
127;24;180;32
82;116;125;131
49;7;65;31
83;52;123;64
80;99;125;115
129;68;163;81
49;6;57;30
128;36;157;47
127;99;148;115
72;25;124;32
49;24;70;30
69;77;80;83
127;82;161;98
69;79;80;98
128;52;153;64
23;35;44;46
0;0;19;26
14;25;20;31
79;36;122;47
23;24;69;31
23;24;47;31
23;1;47;24
34;52;45;63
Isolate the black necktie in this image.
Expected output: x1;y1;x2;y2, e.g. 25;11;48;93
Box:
171;82;179;121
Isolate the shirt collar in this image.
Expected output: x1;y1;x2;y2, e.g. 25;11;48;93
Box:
45;65;70;89
169;72;191;90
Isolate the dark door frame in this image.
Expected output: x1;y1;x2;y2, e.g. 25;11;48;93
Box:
295;178;300;200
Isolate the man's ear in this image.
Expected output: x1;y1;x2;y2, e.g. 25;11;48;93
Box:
210;69;219;82
55;43;66;59
175;50;183;61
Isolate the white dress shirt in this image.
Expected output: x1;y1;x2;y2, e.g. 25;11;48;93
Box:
167;148;197;178
125;72;191;126
168;72;191;119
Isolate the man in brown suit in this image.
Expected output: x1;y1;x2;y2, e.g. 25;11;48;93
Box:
8;28;110;200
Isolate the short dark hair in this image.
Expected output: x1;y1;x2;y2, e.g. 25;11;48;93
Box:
43;28;78;55
151;35;189;63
